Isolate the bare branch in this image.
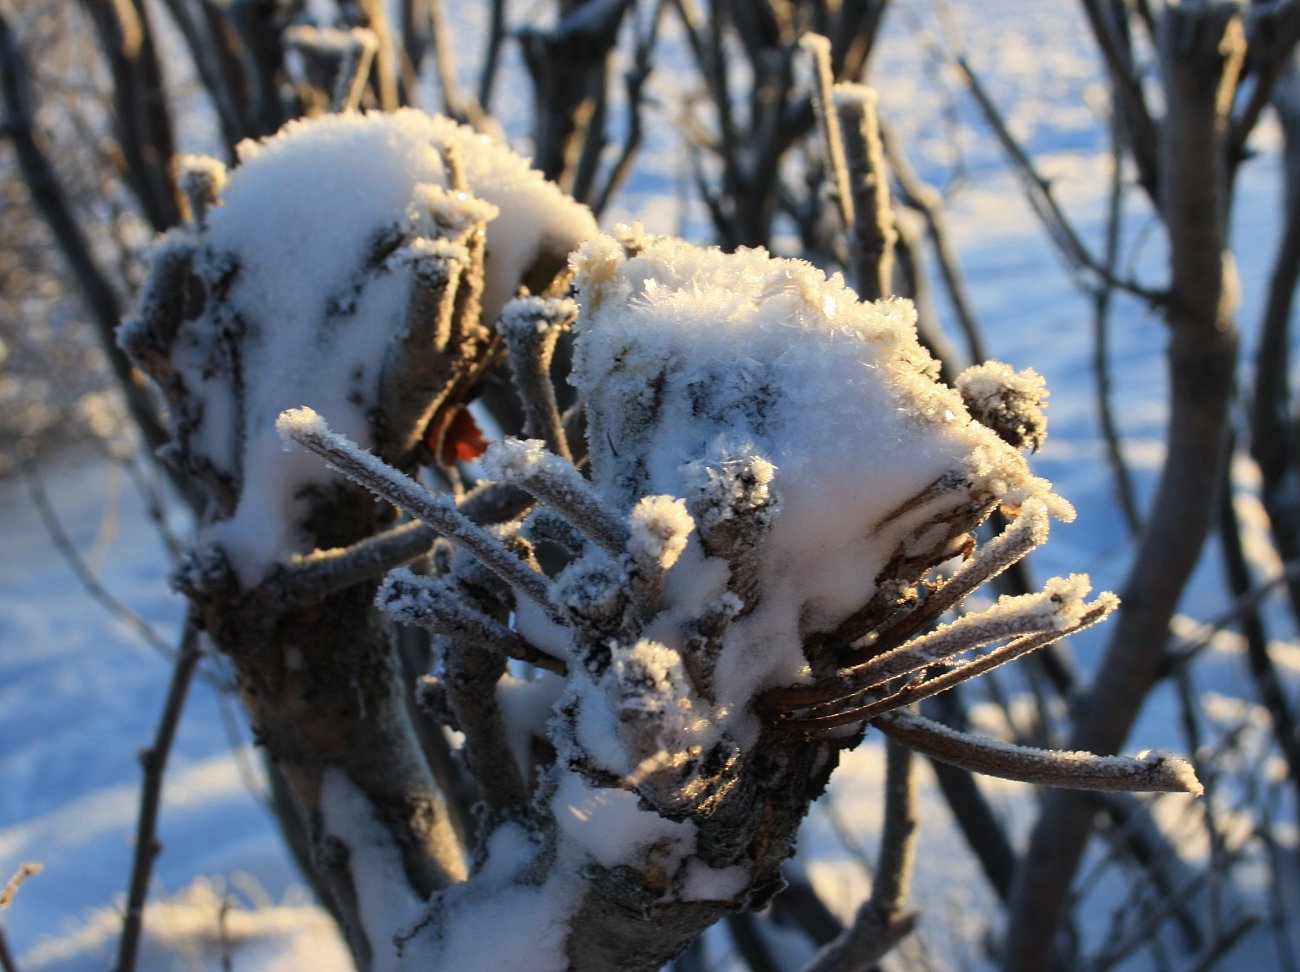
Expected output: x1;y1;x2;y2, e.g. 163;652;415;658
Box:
946;48;1158;302
23;460;177;661
1078;0;1160;199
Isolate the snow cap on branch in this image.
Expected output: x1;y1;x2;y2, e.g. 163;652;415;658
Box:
135;110;597;586
568;228;1074;734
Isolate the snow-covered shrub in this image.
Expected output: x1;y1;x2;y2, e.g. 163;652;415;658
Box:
278;225;1197;968
122;103;1197;972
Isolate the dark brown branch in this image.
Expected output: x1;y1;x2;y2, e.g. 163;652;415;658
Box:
590;0;666;217
880;124;986;363
1078;0;1160;200
1229;0;1300;167
76;0;181;231
476;0;507;112
1216;457;1300;808
113;612;202;972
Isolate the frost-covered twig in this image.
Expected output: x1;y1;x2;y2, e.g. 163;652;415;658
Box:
833;83;896;300
274;520;439;607
874;709;1203;794
802;34;854;234
482;437;627;556
114;612;202;972
774;574;1111;713
279;408;560;620
782;602;1113;733
499;297;579;462
379;567;566;673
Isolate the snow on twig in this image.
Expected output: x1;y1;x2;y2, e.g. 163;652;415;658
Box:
277;407;560;622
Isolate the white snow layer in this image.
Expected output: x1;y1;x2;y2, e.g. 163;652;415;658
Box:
182;109;596;584
570;228;1072;736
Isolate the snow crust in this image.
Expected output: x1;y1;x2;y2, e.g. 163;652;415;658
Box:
154;110;596;586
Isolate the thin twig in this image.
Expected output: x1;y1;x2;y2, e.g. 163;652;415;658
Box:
1077;0;1160;199
1229;0;1300;166
114;611;203;972
880;122;986;362
23;460;176;660
591;0;667;217
941;43;1158;302
1091;109;1142;538
801;740;917;971
0;929;17;972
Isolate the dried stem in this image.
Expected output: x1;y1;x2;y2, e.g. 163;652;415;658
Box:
333;28;379;113
880;123;987;363
1091;110;1142;537
0;863;41;911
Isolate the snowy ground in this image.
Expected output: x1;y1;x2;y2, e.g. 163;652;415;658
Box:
2;0;1299;969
